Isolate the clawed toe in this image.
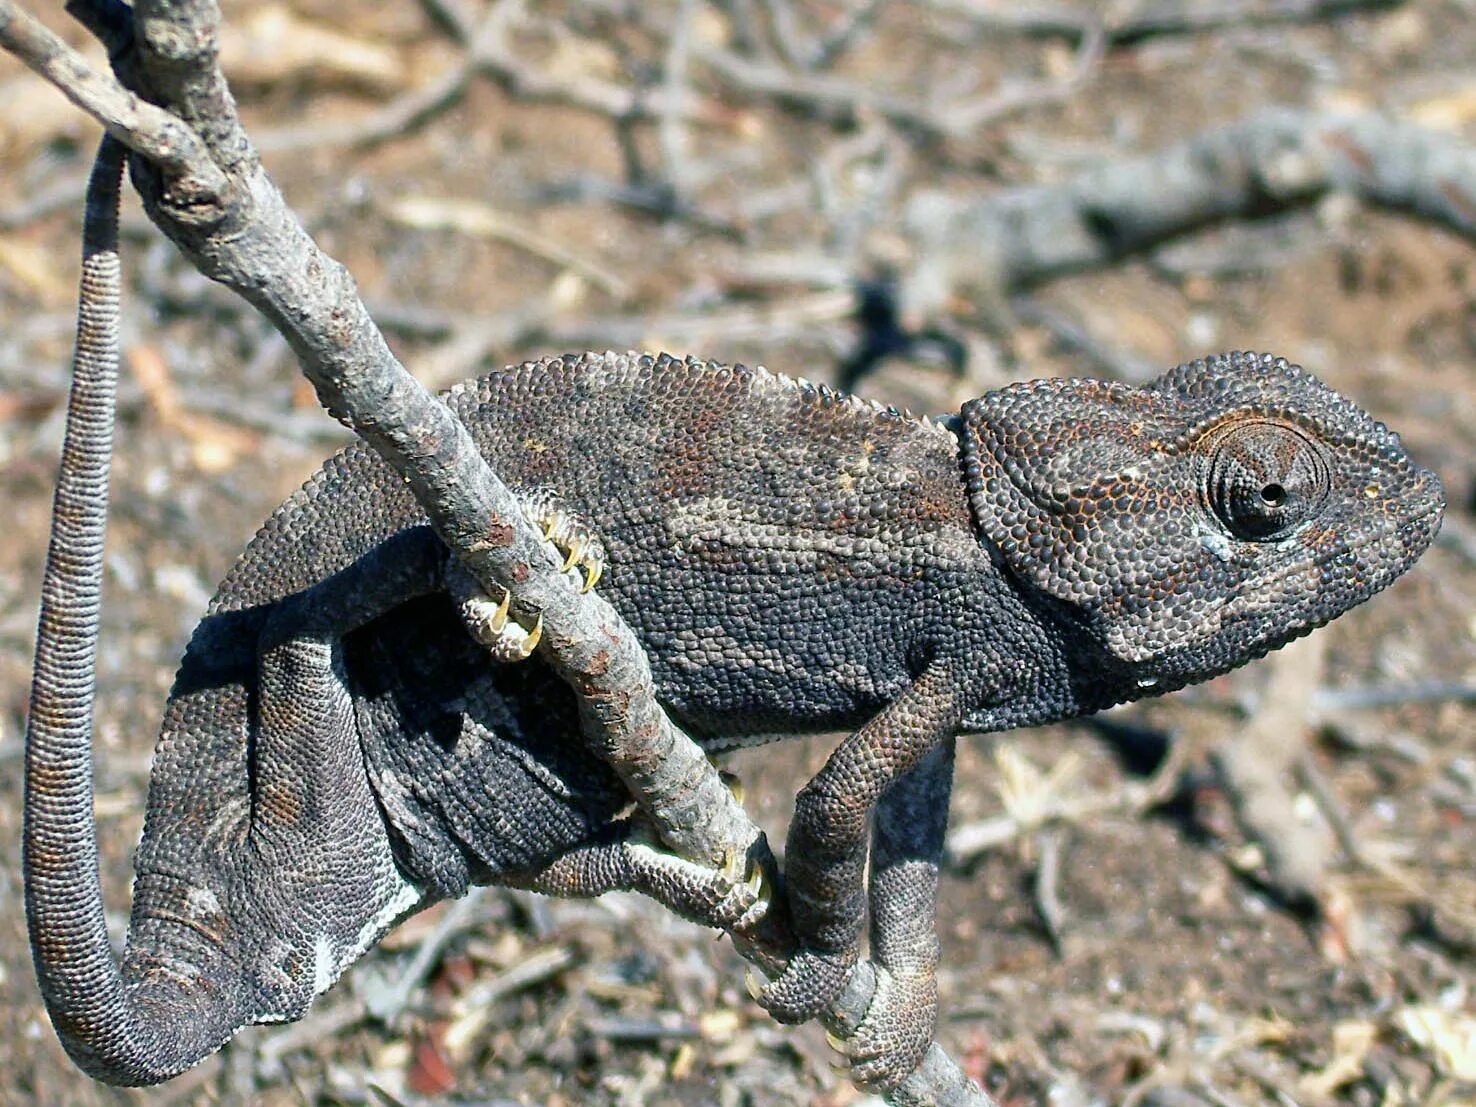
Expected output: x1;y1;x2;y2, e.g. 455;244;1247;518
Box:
446;489;609;663
448;565;545;661
754;947;855;1025
823;965;936;1090
521;490;607;594
710;847;769;932
618;837;771;933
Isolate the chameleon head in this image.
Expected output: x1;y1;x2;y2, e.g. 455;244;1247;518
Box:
959;351;1445;697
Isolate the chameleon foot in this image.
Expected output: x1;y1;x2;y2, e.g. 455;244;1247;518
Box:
754;946;855;1025
622;835;771;932
448;490;607;662
827;963;937;1090
519;487;607;593
449;562;544;661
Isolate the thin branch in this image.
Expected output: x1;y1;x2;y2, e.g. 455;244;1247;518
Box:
130;0;252;176
0;1;223;192
657;0;697;195
927;0;1407;47
1311;679;1476;712
903;108;1476;317
694;44;946;136
254;60;473;153
3;2;994;1101
927;12;1103;136
476;1;715;125
759;0;883;71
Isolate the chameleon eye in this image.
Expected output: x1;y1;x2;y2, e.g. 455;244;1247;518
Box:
1207;421;1330;540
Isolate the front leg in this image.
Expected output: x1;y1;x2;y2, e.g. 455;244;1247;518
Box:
842;738;955;1088
758;658;967;1026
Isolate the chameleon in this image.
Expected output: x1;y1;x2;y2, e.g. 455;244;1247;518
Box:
26;144;1445;1093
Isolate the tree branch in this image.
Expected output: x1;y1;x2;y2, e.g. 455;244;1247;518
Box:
902;107;1476;317
0;2;222;192
2;2;994;1102
926;0;1407;48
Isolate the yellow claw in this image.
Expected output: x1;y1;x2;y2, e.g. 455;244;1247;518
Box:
516;613;543;658
561;535;587;573
720;771;746;807
581;558;603;593
488;587;511;633
825;1029;850;1054
744;968;765;1001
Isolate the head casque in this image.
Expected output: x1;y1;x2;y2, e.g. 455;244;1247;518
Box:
959;351;1444;696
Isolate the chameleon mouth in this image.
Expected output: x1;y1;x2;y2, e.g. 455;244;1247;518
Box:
1220;484;1444;631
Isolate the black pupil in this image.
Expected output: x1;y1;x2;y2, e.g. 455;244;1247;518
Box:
1259;483;1286;507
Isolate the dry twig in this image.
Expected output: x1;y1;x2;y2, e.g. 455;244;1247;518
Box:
928;0;1407;47
904;108;1476;317
0;2;992;1102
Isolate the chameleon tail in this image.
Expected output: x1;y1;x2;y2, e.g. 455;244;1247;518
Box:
24;137;236;1084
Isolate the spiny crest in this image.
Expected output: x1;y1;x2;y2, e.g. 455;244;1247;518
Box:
1150;351;1407;456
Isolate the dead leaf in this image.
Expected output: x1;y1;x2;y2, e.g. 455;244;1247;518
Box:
406;1022;456;1096
1396;1006;1476;1081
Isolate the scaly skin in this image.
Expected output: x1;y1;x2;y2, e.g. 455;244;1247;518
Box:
28;347;1444;1088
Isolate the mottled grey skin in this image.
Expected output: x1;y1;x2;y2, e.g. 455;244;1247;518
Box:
31;348;1443;1089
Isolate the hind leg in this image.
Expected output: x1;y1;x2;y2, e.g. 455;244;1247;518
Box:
512;828;772;934
237;527;456;1017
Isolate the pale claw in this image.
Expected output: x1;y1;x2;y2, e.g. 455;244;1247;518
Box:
720;770;746;807
560;535;588;573
744;968;766;1001
515;613;543;658
581;557;603;593
518;495;607;595
487;586;510;634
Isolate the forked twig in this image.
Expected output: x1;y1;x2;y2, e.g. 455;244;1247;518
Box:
1;2;993;1102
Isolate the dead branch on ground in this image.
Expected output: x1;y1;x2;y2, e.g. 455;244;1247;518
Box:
929;0;1407;48
903;108;1476;319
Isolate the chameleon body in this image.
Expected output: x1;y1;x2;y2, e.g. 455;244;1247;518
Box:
29;338;1444;1086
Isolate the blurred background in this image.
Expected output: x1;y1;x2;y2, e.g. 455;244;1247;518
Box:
0;1;1473;1103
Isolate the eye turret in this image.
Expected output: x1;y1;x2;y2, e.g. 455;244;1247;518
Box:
1207;421;1330;540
